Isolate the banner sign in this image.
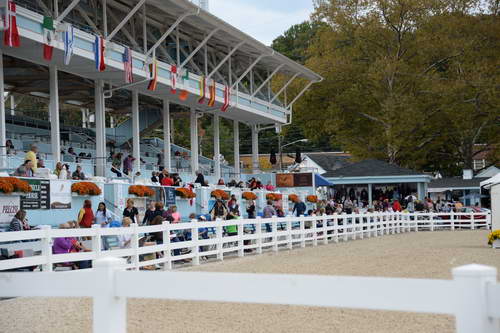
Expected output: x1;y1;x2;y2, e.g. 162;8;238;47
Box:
276;173;313;188
50;180;72;209
163;187;177;206
0;195;20;228
20;179;50;210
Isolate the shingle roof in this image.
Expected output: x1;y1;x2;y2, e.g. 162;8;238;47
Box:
324;159;424;178
305;153;352;172
429;177;488;189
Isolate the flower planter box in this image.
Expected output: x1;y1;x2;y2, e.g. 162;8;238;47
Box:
493;239;500;249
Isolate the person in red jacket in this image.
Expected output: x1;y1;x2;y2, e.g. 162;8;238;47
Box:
78;200;95;228
392;200;402;212
160;171;174;186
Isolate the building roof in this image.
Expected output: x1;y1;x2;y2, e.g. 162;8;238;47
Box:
324;159;424;178
429;177;488;189
305;153;352;172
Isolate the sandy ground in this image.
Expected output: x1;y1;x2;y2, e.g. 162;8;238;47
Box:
0;230;498;333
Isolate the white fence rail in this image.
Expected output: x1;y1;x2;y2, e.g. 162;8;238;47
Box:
1;257;499;333
0;212;491;272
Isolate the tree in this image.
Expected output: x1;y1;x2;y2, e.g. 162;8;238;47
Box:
288;0;499;174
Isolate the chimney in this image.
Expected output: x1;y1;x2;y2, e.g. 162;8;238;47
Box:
463;169;473;180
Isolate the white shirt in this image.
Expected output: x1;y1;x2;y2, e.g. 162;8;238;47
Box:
95;210;112;225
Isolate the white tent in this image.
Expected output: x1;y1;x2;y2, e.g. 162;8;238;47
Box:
481;174;500;231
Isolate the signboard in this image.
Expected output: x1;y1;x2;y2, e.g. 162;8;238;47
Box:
0;195;20;228
163;187;177;206
276;173;313;188
50;180;72;209
20;179;50;210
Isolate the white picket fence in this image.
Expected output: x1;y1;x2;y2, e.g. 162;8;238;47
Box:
1;257;499;333
0;212;491;272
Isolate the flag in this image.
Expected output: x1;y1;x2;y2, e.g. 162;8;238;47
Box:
122;47;133;83
63;23;74;65
170;65;177;94
0;0;10;31
3;0;19;47
94;35;106;72
197;76;206;104
221;85;231;112
207;79;216;107
42;16;55;61
182;69;189;81
147;58;158;91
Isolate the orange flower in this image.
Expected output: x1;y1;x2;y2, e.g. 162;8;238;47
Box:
0;179;14;194
306;195;318;203
288;194;299;203
0;177;32;193
266;193;282;201
176;187;196;199
242;191;257;200
211;189;230;200
71;182;102;196
129;185;155;197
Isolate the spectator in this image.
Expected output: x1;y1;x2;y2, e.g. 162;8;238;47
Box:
59;164;68;180
392;200;402;212
152;202;165;219
118;217;132;248
263;200;276;233
111;153;123;177
148;216;165;244
227;179;237;187
95;202;112;227
194;170;205;186
158;169;169;184
225;207;239;236
170;205;181;223
246;200;256;219
293;198;307;217
123;198;139;224
68;147;76;156
78;199;95;228
72;165;86;180
172;173;182;186
14;160;34;177
228;194;238;211
123;155;135;176
236;181;245;188
24;144;38;173
265;181;275;191
142;202;156;225
210;199;228;220
52;222;91;269
7;210;30;231
151;172;159;184
160;171;174;186
217;178;225;186
53;162;63;177
5;139;14;154
37;159;45;169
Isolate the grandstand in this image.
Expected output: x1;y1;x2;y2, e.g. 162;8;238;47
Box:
0;0;321;182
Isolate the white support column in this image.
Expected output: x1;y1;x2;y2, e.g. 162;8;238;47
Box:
368;184;373;206
0;51;5;169
95;80;106;177
9;95;14;116
190;108;199;176
213;114;221;181
163;100;171;171
49;65;61;164
132;91;140;173
251;125;259;174
233;120;240;180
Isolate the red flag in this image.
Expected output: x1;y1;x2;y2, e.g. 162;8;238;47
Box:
198;76;206;104
170;65;177;94
3;1;19;48
221;86;231;112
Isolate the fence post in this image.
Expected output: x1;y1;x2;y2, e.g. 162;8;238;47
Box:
450;211;455;231
191;220;200;266
430;213;435;232
287;218;293;250
342;214;348;242
452;264;498;333
237;219;244;257
216;219;224;261
333;216;339;243
300;216;306;248
256;217;263;254
162;222;172;270
323;217;328;245
131;223;139;270
91;224;102;261
40;225;52;272
312;217;318;247
358;215;363;240
471;214;475;230
272;218;279;252
93;257;127;333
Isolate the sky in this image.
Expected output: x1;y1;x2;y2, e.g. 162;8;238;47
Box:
210;0;314;46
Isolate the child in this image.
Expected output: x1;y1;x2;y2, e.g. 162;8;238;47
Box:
119;217;132;248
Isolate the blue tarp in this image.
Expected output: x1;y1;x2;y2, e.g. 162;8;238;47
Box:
315;173;333;187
